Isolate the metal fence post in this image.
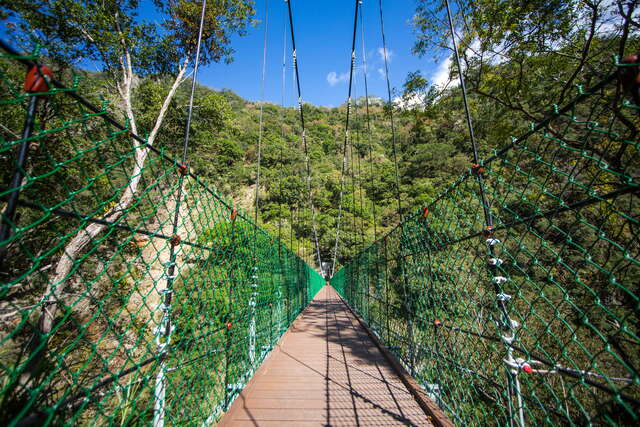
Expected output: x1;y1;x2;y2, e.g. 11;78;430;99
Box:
0;65;51;266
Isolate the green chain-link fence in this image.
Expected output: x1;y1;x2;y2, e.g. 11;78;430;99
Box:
332;64;640;425
0;43;323;425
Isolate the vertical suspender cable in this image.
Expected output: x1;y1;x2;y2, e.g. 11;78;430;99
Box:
442;1;521;425
331;0;360;277
378;0;417;373
358;1;376;322
352;68;366;254
350;74;357;251
352;69;368;313
154;1;207;426
358;3;377;241
377;0;401;218
277;7;288;261
285;0;323;271
277;2;288;326
442;0;492;224
250;0;270;368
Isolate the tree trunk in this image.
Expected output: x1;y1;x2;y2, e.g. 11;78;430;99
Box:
20;57;189;387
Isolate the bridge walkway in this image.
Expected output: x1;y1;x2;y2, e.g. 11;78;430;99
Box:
218;285;440;426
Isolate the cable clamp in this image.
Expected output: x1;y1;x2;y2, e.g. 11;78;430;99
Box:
163;272;177;281
488;258;503;266
24;65;53;94
157;303;171;313
496;293;511;301
158;288;173;297
154;324;175;349
486;238;500;246
177;162;189;176
619;54;640;101
170;234;181;247
493;276;508;285
504;357;534;374
471;163;485;175
482;225;495;237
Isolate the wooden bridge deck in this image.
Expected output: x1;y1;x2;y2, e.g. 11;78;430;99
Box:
218;285;438;426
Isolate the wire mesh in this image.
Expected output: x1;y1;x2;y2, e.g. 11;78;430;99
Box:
332;67;640;425
0;44;323;425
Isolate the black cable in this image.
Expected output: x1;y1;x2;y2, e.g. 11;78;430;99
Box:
0;39;281;233
152;3;208;423
9;198;215;252
358;3;378;242
398;185;637;260
277;4;288;261
378;0;402;219
331;0;361;276
378;0;417;373
443;0;493;227
285;0;323;270
160;0;208;334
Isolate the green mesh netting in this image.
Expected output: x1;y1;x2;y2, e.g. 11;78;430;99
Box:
332;68;640;425
0;45;323;425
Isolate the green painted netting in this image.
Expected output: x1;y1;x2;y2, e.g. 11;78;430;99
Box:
0;45;323;425
332;68;640;425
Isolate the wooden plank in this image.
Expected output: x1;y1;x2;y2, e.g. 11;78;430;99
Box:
336;291;455;427
217;285;447;426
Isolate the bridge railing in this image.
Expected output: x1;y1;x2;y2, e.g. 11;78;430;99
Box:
0;43;322;425
332;67;639;425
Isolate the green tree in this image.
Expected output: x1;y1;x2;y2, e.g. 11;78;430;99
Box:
2;0;255;390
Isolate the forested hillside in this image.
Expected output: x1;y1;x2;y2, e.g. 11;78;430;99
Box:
0;0;639;425
2;0;637;272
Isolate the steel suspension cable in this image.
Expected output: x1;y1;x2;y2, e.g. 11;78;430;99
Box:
442;0;492;225
350;75;357;251
377;0;401;219
352;69;365;251
378;0;418;373
276;5;288;259
285;0;323;270
154;1;208;425
358;0;378;323
253;0;269;244
442;1;521;425
249;0;270;367
358;3;377;241
331;0;361;277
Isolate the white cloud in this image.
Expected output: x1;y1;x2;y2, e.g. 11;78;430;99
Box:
327;71;349;86
377;47;393;62
377;68;386;79
430;56;456;89
393;92;427;110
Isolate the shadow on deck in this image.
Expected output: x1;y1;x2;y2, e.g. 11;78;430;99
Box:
217;285;450;426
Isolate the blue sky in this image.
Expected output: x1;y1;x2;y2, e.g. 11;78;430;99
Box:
196;0;445;107
1;0;448;108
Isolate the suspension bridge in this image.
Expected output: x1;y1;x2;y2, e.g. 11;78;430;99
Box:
0;0;639;426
